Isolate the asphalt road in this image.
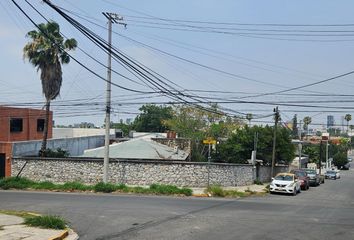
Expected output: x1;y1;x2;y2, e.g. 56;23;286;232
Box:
0;169;354;240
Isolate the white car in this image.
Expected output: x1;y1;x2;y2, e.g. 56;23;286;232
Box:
270;173;301;196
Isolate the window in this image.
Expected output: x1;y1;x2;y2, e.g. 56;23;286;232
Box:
37;119;45;132
10;118;23;132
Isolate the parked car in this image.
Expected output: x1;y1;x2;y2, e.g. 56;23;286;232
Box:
341;162;350;170
335;170;341;179
290;169;310;190
302;169;320;186
325;170;337;180
270;173;301;196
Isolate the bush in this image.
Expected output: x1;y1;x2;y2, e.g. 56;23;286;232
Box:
93;182;117;193
24;215;67;230
0;177;35;190
40;148;69;158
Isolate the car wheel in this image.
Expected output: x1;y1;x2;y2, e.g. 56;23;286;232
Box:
293;188;297;196
307;183;310;190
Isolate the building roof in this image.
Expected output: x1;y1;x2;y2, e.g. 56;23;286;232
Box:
81;138;189;160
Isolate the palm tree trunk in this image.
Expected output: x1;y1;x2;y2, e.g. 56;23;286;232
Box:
40;100;50;157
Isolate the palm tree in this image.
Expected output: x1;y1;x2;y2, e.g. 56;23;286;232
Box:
23;21;77;156
344;114;352;134
303;116;312;138
246;113;253;127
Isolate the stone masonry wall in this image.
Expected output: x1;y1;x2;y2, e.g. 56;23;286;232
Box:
258;165;289;183
12;157;254;187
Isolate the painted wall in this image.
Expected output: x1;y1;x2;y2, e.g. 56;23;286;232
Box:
12;135;106;157
0;106;52;142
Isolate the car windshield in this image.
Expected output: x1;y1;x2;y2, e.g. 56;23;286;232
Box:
295;171;306;177
327;171;335;174
274;175;293;181
305;170;316;174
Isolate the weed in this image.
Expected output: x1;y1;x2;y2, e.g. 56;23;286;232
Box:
24;215;67;230
206;185;225;197
253;179;263;185
61;181;91;191
0;177;35;190
93;182;117;193
149;184;192;196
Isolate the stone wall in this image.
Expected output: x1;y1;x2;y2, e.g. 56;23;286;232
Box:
258;165;289;183
12;157;255;187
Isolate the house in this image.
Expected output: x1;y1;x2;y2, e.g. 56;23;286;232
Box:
0;106;52;178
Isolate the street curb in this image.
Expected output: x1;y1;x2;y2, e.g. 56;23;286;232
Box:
192;193;210;197
47;229;69;240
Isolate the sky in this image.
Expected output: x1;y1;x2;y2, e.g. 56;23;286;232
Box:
1;0;354;129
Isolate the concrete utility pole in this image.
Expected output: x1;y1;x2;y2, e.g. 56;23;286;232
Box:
102;12;126;183
271;107;280;178
298;120;302;169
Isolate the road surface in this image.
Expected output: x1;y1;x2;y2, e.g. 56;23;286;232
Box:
0;169;353;240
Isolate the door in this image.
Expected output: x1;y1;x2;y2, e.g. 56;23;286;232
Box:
0;154;5;178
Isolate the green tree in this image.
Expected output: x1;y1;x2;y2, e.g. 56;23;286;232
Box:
164;105;242;161
246;113;253;126
344;114;352;134
111;122;133;136
23;21;77;156
217;125;295;164
133;104;173;132
292;114;298;139
333;152;348;169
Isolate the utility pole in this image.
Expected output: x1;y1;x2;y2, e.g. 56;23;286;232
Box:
298;120;302;169
102;12;126;183
271;107;280;178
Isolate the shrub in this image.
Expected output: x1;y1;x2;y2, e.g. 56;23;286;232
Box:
24;215;67;230
40;148;69;158
93;182;117;193
0;177;35;190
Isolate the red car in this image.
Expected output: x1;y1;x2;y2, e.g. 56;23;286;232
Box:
290;169;310;190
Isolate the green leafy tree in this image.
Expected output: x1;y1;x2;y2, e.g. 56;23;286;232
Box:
164;105;242;161
111;122;133;137
333;152;348;169
133;104;173;132
217;125;295;164
23;21;77;156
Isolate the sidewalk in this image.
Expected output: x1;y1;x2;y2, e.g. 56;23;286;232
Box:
192;183;268;196
0;213;78;240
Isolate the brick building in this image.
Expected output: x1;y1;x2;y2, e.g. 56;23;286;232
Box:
0;106;52;177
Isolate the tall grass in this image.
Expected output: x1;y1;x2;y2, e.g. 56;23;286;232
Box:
24;215;67;230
